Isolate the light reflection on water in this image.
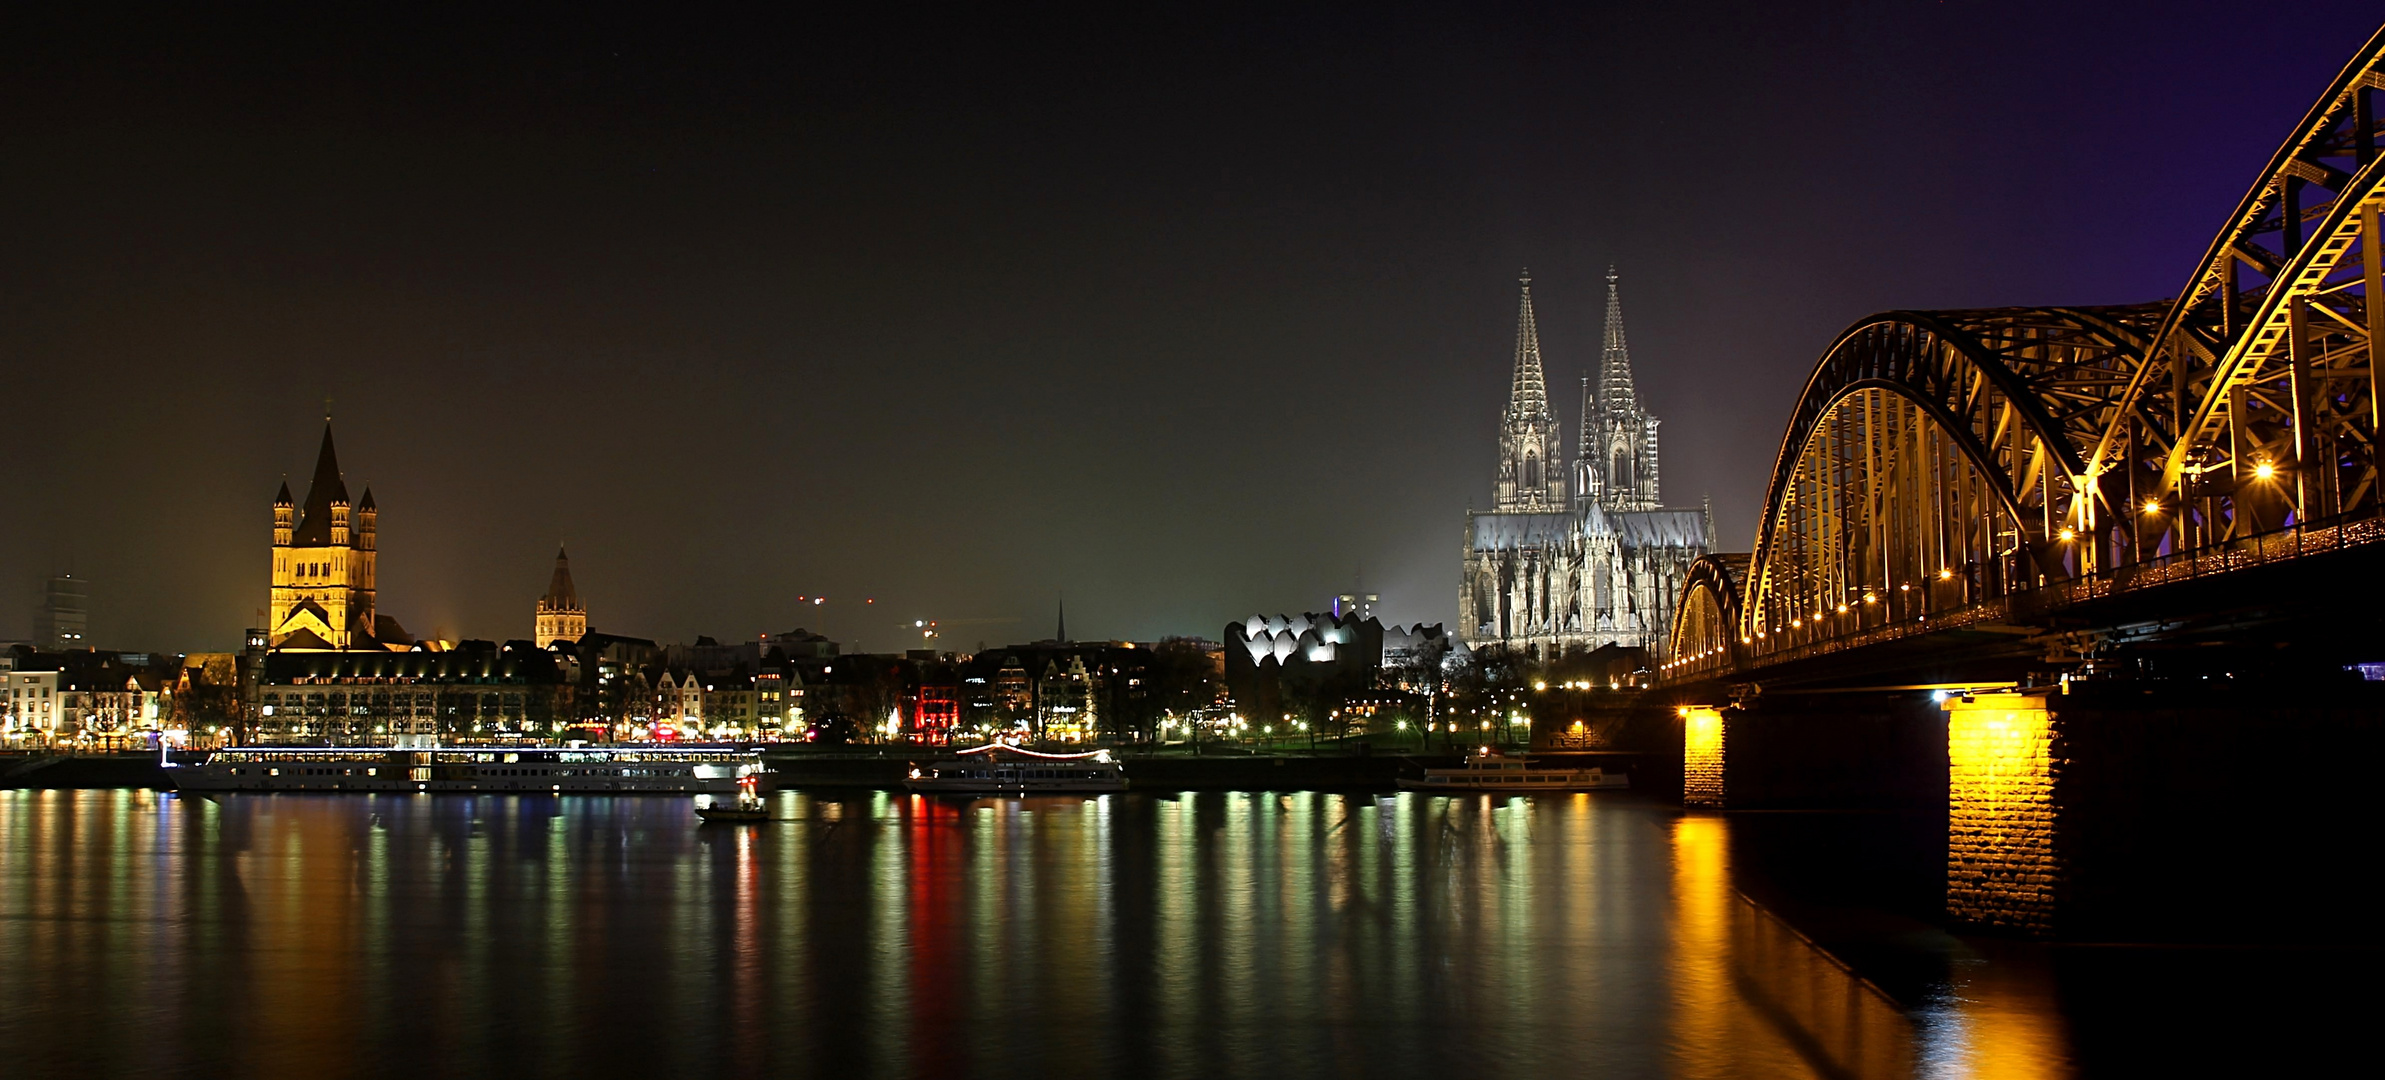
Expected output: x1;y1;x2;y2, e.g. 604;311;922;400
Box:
1;788;2057;1078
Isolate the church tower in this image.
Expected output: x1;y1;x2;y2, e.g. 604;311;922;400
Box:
268;423;378;649
536;548;588;647
1587;267;1661;511
1493;272;1566;510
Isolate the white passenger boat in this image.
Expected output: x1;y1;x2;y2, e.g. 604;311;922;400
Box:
1397;749;1629;792
905;743;1127;794
172;745;769;796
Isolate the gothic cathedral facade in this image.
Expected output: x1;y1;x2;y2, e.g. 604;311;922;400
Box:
1461;270;1709;659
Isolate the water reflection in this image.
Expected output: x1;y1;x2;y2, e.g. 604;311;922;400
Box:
1;788;2076;1078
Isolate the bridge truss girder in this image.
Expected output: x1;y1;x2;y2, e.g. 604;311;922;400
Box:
1734;309;2158;663
2089;36;2385;557
1672;25;2385;676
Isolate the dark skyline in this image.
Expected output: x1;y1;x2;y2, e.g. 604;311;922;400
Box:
4;2;2378;651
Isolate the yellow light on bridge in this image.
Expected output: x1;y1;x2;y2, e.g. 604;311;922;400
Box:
2143;499;2162;515
1939;568;1954;580
2254;461;2277;481
2057;527;2076;541
1835;603;1849;614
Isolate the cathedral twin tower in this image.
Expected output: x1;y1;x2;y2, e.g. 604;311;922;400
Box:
1463;269;1707;657
1494;269;1661;513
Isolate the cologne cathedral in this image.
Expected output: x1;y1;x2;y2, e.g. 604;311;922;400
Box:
1460;270;1710;658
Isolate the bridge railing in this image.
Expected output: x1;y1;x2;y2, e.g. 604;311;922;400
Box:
1676;501;2385;684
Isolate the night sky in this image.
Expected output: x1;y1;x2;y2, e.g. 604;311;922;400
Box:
5;3;2380;653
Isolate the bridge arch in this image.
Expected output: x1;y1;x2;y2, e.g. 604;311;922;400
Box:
1663;554;1747;680
1737;309;2155;661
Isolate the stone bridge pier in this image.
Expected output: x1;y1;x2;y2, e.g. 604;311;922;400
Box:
1654;682;2382;939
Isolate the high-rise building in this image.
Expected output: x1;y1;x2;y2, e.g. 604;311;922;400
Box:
1461;269;1709;659
536;548;588;647
33;574;88;651
268;422;402;650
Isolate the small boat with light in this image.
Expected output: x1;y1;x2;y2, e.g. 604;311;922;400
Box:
905;743;1128;794
696;775;771;823
1397;749;1629;792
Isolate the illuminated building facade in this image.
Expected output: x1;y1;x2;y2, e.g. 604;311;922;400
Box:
3;671;60;743
535;548;587;647
1224;611;1385;724
269;423;403;650
1462;270;1710;658
1037;655;1099;741
907;674;960;744
254;642;572;742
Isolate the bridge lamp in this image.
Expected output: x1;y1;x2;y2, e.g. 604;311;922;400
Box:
1835;604;1849;614
2057;527;2076;542
1862;593;1876;604
2142;499;2162;515
1939;568;1954;580
2254;461;2277;481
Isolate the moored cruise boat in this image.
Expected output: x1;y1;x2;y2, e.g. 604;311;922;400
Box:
172;745;769;796
1397;749;1629;792
905;743;1127;794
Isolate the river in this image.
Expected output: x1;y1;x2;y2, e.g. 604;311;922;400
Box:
0;788;2349;1078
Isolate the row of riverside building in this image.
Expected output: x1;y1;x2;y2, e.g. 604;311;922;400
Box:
0;421;1233;748
8;270;1696;748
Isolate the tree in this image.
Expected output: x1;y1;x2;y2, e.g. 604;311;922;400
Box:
1145;638;1222;731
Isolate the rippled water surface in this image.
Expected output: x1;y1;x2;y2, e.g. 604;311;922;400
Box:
0;788;2112;1078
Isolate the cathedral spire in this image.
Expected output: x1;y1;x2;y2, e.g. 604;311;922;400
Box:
1507;271;1551;420
1593;266;1660;510
1574;371;1598;504
1599;266;1638;415
1492;271;1565;510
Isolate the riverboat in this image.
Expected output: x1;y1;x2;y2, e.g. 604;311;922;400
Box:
172;745;769;796
905;743;1127;794
1397;749;1629;792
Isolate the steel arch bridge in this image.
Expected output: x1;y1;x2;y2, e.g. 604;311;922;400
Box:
1666;24;2385;683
